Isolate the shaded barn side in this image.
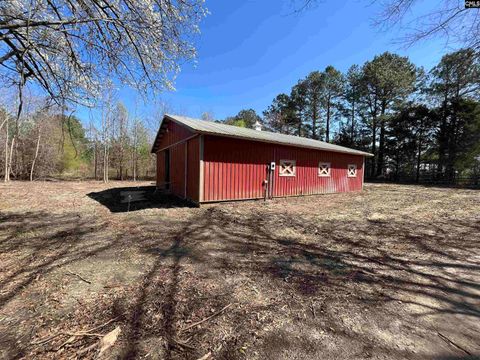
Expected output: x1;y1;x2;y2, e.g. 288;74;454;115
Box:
154;120;200;203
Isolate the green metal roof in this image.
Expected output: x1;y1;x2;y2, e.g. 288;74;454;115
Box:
152;114;373;157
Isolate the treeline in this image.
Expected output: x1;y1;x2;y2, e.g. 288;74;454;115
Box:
0;101;155;181
2;49;479;184
225;49;480;183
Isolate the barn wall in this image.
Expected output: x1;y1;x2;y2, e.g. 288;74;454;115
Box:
154;118;201;201
156;150;166;188
273;146;364;196
156;120;194;151
202;136;364;202
202;136;273;202
170;142;186;198
156;136;200;202
187;137;200;202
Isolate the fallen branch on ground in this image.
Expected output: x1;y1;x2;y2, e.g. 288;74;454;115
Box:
173;338;196;351
65;269;92;284
181;303;232;333
31;317;119;346
437;332;472;356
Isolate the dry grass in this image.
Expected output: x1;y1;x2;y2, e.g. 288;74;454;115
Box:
0;181;479;359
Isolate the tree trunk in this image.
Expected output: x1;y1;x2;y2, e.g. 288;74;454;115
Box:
4;118;8;182
133;149;137;181
437;91;449;178
326;97;331;142
7;135;15;181
94;142;98;180
30;129;41;181
0;116;7;133
377;122;385;177
446;99;458;182
350;98;355;145
416;129;422;183
103;143;109;183
371;115;377;178
377;102;386;177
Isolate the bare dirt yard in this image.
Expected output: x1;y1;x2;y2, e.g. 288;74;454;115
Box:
0;181;479;360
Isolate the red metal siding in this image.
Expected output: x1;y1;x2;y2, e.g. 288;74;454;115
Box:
203;136;271;202
170;142;186;198
156;150;166;188
273;147;363;197
156;121;194;151
155;120;200;202
202;136;364;202
187;137;200;202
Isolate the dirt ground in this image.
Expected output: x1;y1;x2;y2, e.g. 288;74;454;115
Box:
0;181;479;360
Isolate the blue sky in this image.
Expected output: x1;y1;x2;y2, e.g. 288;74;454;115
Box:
77;0;449;128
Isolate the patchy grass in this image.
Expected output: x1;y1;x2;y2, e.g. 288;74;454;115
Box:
0;181;479;359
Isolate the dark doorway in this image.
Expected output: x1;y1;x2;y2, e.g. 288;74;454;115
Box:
165;149;170;190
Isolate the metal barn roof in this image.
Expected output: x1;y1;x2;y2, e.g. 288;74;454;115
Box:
152;114;373;157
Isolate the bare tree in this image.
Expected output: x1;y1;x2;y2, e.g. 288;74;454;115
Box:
88;119;99;180
111;102;129;179
0;0;207;105
3;110;8;181
201;111;215;122
0;109;7;132
131;117;139;182
373;0;479;50
101;112;109;183
100;86;115;183
30;121;41;181
293;1;479;50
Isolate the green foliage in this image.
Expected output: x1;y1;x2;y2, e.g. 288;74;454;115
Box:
60;115;89;173
224;109;261;129
261;48;479;183
61;139;85;172
452;99;480;173
263;93;298;134
362;52;417;107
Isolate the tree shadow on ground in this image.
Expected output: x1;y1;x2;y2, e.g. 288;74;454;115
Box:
2;199;480;359
113;205;480;359
0;210;123;359
0;211;114;310
87;186;195;212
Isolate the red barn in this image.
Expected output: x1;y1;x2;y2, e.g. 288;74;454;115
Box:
151;114;373;204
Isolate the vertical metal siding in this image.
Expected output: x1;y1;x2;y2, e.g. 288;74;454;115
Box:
273;147;364;197
203;136;273;202
156;121;193;198
170;142;186;198
187;137;200;202
156;121;194;151
156;151;166;188
202;136;364;202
